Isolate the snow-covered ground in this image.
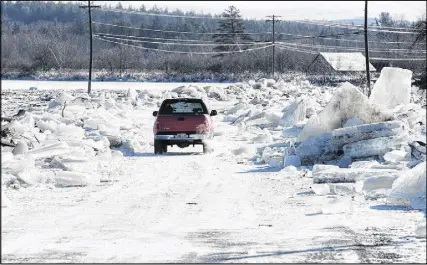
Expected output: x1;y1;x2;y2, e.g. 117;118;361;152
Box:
1;71;426;262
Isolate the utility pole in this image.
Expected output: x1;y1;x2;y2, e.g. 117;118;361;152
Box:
364;0;371;96
266;15;281;79
79;1;100;94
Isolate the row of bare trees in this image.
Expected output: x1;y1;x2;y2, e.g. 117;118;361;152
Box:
1;1;426;80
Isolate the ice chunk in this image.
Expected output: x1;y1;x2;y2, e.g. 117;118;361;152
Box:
55;171;100;187
343;136;408;159
408;141;426;161
298;82;393;142
350;160;380;168
36;119;57;132
281;98;306;127
12;141;28;156
16;168;43;186
329;183;356;196
313;164;339;174
282;124;305;138
311;184;331;195
27;142;70;159
55;92;75;105
388;162;426;211
295;133;340;165
359;175;399;193
343;118;362;128
314;167;400;183
251;132;273;143
283;155;301;168
331;120;403;149
127;87;138;102
3;155;35;175
337;155;352;168
370;67;412;109
383;150;409;163
415;223;426;238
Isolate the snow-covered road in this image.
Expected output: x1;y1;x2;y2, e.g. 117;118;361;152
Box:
2;102;425;263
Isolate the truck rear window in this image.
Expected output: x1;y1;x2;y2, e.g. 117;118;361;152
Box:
159;100;208;115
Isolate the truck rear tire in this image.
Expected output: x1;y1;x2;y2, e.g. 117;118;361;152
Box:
154;140;165;154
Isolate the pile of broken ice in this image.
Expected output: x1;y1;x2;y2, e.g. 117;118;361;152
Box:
226;67;426;212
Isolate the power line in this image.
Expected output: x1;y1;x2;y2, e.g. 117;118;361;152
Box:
93;21;269;35
95;34;272;46
95;35;274;54
94;32;217;42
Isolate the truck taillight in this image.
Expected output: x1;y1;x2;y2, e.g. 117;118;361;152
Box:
153;121;160;134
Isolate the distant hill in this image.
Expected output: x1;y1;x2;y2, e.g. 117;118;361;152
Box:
334;17;414;26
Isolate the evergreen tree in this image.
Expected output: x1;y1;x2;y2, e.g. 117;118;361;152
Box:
212;6;252;56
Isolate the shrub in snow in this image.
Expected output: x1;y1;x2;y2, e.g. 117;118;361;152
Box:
370;67;412;109
388;161;426;211
297;82;393;142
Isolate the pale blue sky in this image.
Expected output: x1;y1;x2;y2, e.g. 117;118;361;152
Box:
89;1;426;21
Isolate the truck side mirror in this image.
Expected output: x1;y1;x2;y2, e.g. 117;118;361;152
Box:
153;111;158;117
210;110;217;116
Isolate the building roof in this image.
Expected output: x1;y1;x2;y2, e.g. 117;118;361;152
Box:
319;52;376;72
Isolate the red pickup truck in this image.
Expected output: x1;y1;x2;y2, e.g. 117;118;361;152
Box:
153;98;217;154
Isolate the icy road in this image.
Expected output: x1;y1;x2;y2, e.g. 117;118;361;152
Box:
1;97;426;263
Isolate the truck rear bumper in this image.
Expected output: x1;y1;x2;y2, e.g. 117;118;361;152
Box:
154;133;207;141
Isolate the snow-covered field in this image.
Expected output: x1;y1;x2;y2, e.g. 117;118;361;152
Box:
1;69;426;262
